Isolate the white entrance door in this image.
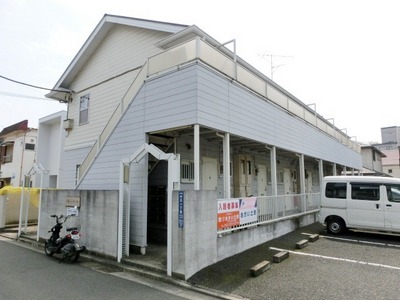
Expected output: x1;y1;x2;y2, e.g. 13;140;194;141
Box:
283;168;292;194
306;171;313;193
284;168;294;211
257;165;267;196
202;157;218;190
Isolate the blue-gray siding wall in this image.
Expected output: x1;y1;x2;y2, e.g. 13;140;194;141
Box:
74;61;361;246
195;64;361;168
79;62;361;192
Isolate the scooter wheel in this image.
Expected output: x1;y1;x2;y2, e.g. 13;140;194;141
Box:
64;251;80;263
44;241;55;257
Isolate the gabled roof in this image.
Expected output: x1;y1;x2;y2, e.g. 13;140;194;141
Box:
361;145;387;158
46;14;188;101
0;120;28;137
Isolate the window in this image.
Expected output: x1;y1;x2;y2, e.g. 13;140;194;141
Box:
1;144;13;163
325;182;347;199
25;143;35;150
181;160;194;183
79;94;90;124
278;171;284;183
387;185;400;202
351;183;380;201
75;164;81;186
388;169;393;174
219;162;232;177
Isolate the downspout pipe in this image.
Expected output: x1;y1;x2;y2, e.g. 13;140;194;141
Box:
216;132;230;198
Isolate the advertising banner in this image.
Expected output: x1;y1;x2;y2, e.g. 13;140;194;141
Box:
217;197;257;230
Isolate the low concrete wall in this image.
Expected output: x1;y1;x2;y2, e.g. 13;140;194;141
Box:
39;189;119;258
172;190;318;279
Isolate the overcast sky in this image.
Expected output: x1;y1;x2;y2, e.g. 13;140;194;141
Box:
1;0;399;144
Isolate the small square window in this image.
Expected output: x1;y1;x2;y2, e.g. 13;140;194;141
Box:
181;160;194;183
25;143;35;150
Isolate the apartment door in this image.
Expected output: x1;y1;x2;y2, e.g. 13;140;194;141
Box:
233;154;253;197
257;165;267;196
202;157;218;190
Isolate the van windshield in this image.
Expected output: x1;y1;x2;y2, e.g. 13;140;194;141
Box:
386;185;400;202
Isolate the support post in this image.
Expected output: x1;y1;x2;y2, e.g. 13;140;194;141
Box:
224;133;230;198
298;154;306;212
194;124;200;190
318;159;324;193
270;146;277;196
298;154;305;195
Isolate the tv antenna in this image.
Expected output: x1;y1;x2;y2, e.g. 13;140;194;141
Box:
258;53;294;80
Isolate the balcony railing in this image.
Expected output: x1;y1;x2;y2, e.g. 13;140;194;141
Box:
217;193;320;235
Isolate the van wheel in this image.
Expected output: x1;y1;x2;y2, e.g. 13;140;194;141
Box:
327;218;345;235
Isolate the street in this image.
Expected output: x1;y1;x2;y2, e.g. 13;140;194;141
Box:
0;237;217;300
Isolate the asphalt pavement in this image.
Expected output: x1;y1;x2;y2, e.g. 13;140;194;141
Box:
188;223;326;294
4;222;400;300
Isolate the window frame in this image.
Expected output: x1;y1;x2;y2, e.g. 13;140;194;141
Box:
79;93;90;125
350;182;380;201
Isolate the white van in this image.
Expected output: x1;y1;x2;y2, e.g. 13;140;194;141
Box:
319;176;400;235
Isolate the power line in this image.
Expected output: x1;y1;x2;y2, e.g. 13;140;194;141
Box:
0;74;71;93
0;91;58;102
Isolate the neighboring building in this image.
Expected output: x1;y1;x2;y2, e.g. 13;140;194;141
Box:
374;126;400;179
381;126;400;146
382;149;400;178
45;14;362;278
360;145;388;176
0;120;37;187
35;111;67;188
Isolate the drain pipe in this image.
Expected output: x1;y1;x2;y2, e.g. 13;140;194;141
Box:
216;132;230;198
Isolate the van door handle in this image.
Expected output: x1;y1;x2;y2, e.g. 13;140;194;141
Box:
386;204;392;207
376;204;380;209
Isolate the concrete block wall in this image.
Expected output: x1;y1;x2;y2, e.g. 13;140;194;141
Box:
39;189;119;258
172;190;318;279
172;190;218;279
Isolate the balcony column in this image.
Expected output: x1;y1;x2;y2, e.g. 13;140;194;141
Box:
298;154;305;194
333;163;337;175
269;146;277;196
298;154;306;212
194;124;200;190
318;159;324;193
223;133;231;198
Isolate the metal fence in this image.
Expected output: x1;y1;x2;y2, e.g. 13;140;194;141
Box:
217;193;320;235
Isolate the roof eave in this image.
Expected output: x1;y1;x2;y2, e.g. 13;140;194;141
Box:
48;14;188;96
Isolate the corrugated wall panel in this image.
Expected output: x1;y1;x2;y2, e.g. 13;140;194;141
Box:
195;65;361;168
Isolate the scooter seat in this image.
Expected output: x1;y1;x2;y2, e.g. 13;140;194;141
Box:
66;226;79;231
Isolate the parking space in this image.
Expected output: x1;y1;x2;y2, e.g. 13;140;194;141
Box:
233;226;400;300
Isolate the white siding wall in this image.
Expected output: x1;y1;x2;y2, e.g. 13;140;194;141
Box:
64;25;171;149
36;112;65;188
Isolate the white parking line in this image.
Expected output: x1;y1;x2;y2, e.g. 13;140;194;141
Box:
301;232;400;248
269;246;400;271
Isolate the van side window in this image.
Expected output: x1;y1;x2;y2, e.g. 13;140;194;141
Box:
351;183;380;201
386;185;400;202
325;182;347;199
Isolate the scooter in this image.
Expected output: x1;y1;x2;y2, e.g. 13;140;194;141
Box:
44;214;86;263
